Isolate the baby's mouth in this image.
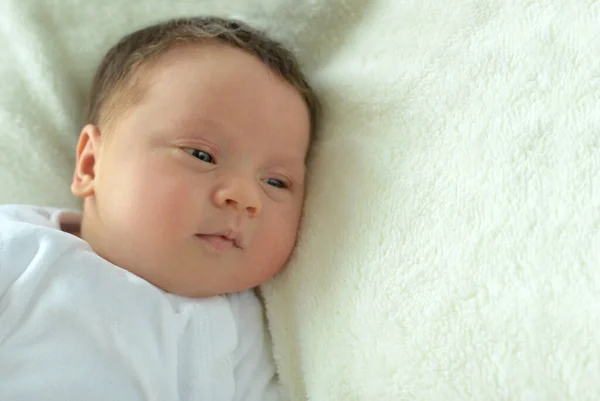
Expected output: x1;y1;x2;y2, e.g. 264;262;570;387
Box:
195;233;242;250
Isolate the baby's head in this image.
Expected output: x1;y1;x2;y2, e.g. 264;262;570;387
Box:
71;17;318;297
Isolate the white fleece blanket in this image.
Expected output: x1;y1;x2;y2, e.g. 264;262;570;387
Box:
1;0;599;400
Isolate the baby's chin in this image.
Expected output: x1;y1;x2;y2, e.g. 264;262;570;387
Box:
129;262;276;299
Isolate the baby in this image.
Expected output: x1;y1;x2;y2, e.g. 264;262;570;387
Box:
0;16;318;400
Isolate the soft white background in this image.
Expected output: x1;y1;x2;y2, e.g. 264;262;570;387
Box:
1;0;599;400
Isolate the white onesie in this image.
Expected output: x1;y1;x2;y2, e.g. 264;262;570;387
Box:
0;205;281;401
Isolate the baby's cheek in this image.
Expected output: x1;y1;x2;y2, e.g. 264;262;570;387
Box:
261;216;299;266
150;179;195;229
126;163;182;229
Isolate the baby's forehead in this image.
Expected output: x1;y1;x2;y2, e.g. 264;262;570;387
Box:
96;47;184;131
100;43;240;128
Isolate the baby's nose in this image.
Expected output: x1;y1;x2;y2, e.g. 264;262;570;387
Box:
214;180;262;217
223;197;260;216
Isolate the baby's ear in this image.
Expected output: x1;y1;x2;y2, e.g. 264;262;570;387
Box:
71;124;102;198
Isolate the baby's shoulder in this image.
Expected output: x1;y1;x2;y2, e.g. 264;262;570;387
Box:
0;204;59;226
0;204;80;257
0;204;79;237
0;204;87;286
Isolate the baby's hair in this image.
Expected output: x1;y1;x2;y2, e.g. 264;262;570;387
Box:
84;16;319;147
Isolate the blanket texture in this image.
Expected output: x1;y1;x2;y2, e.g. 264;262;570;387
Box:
1;0;599;400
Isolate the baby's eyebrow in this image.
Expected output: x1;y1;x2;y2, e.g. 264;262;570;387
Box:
268;159;306;177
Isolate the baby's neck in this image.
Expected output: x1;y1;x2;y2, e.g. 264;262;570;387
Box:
58;210;83;238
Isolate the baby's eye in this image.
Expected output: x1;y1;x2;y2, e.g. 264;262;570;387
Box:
265;178;288;189
185;148;214;164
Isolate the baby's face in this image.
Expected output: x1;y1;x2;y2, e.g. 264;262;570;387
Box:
73;43;310;297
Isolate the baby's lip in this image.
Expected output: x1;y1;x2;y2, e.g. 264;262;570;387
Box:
196;230;243;249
